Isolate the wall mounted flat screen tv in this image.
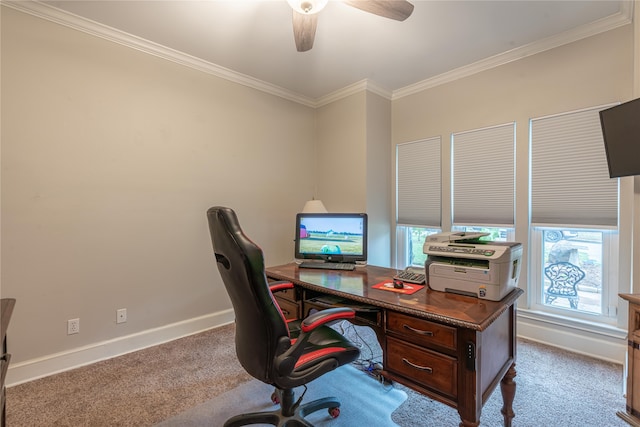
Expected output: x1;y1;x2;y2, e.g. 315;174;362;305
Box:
599;98;640;178
294;213;368;263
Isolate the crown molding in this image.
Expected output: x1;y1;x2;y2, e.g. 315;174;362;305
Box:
392;1;635;100
315;79;392;108
2;0;319;108
3;0;633;107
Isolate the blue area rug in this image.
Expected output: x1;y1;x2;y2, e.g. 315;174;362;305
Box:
157;364;407;426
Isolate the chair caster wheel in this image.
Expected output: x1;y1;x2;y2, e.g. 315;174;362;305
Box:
271;391;280;405
329;407;340;418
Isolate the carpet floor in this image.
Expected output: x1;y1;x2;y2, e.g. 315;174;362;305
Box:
6;322;627;426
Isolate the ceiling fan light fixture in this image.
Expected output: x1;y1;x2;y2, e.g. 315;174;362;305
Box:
287;0;328;15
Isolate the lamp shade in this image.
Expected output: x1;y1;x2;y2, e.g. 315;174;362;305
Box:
301;199;328;213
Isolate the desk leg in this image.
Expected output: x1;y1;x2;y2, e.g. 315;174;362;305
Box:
500;363;517;427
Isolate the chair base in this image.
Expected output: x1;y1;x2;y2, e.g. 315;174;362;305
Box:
223;396;341;427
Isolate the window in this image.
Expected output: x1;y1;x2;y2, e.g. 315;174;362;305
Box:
452;123;515;227
450;123;516;254
397;226;441;268
396;138;441;227
530;106;619;323
396;138;441;268
530;227;618;321
451;225;513;242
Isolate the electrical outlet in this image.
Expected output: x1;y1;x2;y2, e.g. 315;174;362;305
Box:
116;308;127;324
67;318;80;335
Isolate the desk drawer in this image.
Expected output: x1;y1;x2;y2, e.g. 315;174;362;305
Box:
276;287;297;302
268;282;298;303
387;311;456;351
275;297;299;321
386;336;457;399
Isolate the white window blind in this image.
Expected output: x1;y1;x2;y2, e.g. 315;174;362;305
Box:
452;123;515;226
531;106;618;227
396;137;441;227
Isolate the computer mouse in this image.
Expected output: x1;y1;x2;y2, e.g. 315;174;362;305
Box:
393;279;404;289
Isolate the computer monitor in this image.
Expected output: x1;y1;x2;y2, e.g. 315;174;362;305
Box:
599;98;640;178
294;213;368;263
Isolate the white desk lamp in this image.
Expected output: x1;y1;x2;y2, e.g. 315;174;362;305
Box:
301;199;328;213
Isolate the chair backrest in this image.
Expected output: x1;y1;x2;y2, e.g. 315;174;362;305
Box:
544;261;585;296
207;206;290;383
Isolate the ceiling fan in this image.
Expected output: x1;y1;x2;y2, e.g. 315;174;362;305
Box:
287;0;414;52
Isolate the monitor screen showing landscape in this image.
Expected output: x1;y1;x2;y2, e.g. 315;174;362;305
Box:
294;213;368;263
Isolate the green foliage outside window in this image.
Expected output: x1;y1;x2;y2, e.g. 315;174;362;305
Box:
410;228;433;266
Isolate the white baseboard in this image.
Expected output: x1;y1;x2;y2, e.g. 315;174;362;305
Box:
7;308;626;387
6;309;235;387
517;310;627;365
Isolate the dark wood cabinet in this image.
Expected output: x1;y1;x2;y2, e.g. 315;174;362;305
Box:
618;294;640;426
1;299;16;427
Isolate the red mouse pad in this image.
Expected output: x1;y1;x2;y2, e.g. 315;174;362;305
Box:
372;281;425;295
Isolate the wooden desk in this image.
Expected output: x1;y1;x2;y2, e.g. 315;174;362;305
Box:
266;263;523;427
618;294;640;426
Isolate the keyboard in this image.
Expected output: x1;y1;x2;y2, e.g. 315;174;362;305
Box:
298;262;356;271
393;269;426;284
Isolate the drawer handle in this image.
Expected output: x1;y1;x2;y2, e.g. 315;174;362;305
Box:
402;324;434;336
402;358;433;373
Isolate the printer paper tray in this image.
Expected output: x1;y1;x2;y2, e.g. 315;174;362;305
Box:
430;263;490;282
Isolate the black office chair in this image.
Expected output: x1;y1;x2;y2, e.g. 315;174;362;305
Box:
207;206;361;427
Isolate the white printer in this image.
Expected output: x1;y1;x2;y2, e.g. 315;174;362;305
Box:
423;232;522;301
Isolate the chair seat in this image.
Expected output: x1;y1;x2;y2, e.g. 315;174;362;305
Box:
291;325;359;375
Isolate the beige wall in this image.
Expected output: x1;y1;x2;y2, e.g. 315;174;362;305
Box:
393;24;634;289
391;24;634;360
365;92;392;267
393;24;634;144
1;3;636;379
315;91;391;267
1;8;316;364
315;92;367;212
0;4;3;302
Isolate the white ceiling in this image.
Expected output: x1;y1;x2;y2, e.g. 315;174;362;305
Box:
12;1;633;103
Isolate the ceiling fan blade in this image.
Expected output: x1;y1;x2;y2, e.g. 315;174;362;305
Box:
292;10;318;52
343;0;414;21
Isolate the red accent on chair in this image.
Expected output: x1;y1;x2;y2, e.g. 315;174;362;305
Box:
270;282;296;337
301;310;356;333
295;347;348;368
269;282;294;292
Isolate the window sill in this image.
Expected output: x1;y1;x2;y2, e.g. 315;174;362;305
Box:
518;308;626;340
